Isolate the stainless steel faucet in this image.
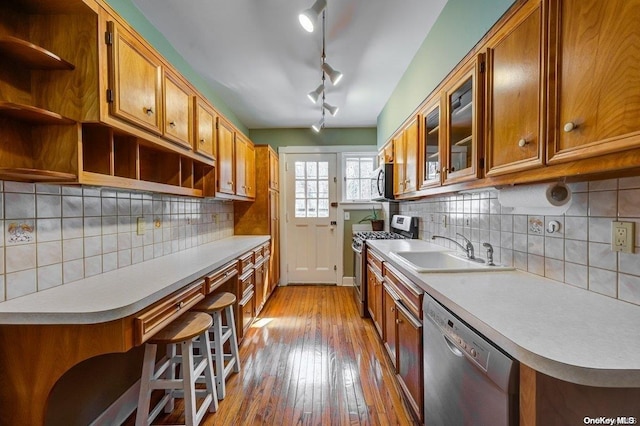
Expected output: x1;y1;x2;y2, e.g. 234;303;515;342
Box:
482;242;495;266
431;233;476;259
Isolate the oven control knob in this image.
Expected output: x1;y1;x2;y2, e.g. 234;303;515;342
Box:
470;348;477;357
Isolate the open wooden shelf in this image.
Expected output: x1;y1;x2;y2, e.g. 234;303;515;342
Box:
0;102;75;125
0;167;77;182
0;36;75;70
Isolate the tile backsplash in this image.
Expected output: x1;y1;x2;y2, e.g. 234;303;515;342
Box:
397;177;640;307
0;181;234;301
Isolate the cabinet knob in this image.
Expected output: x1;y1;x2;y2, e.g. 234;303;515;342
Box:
176;301;185;310
518;138;528;147
169;121;176;128
228;181;234;185
563;122;577;133
144;107;154;116
396;319;402;324
199;138;206;144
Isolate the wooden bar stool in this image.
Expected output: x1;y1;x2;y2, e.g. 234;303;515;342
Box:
135;311;217;426
193;292;241;400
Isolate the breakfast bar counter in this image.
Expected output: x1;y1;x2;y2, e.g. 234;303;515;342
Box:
0;235;269;426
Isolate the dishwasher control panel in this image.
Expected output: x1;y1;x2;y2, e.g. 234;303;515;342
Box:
425;298;490;372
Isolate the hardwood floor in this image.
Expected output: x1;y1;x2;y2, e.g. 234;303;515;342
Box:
132;285;416;425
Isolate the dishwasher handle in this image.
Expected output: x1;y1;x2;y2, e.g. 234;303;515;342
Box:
443;334;464;357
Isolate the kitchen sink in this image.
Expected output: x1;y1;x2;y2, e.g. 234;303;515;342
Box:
389;251;514;273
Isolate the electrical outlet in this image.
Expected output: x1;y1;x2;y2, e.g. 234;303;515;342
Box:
612;221;635;253
136;217;145;236
344;212;350;220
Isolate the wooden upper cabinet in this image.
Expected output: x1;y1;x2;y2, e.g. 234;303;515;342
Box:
217;119;235;194
269;149;279;191
162;70;193;149
244;138;256;198
393;116;420;196
404;117;420;193
235;134;248;197
443;54;484;185
393;133;406;196
107;21;162;135
548;0;640;164
420;98;442;189
485;0;545;176
194;98;216;159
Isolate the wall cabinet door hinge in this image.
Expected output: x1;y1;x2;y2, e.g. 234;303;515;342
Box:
480;61;486;73
334;265;337;271
105;31;113;46
106;89;114;103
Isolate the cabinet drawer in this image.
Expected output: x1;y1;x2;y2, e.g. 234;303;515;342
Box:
253;246;264;264
239;270;255;297
367;249;384;272
239;251;254;275
383;263;423;320
205;260;238;294
261;242;270;256
134;280;205;345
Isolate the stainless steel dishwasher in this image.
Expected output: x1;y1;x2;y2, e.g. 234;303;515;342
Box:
423;293;519;426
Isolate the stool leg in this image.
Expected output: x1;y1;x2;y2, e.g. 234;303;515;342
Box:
211;310;226;399
135;343;157;426
181;339;197;426
164;342;177;413
197;330;218;413
225;305;241;373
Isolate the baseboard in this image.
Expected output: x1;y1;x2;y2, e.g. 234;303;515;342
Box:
341;276;354;286
90;380;140;426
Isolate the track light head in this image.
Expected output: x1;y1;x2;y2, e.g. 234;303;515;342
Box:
311;118;325;132
321;62;343;85
323;102;339;116
307;84;324;104
299;0;327;33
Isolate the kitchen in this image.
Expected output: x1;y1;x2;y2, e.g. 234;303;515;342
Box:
1;0;640;425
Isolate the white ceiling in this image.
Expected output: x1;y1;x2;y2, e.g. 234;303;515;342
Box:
131;0;447;129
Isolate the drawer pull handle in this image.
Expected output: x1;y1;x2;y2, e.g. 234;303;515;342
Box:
563;122;577;133
177;301;185;310
144;107;154;116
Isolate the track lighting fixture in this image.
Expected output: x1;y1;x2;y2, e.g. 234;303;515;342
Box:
311;118;324;133
323;102;338;116
321;62;343;86
307;84;324;104
298;0;327;33
300;1;341;132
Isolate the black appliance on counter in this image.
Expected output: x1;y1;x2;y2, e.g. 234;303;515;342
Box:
351;214;419;317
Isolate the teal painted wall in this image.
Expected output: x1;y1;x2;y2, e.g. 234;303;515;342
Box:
103;0;248;134
249;128;377;150
377;0;516;146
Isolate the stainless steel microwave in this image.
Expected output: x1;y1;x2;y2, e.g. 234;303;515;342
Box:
370;163;394;201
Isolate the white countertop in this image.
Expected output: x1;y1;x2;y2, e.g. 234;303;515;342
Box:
0;236;269;325
367;239;640;388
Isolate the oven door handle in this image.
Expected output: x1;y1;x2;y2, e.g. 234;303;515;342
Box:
351;243;362;254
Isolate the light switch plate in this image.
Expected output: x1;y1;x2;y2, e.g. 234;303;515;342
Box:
612;221;634;253
344;212;350;220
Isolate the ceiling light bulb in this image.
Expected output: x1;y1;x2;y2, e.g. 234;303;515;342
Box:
298;0;327;33
323;102;339;116
307;84;324;104
321;62;343;85
311;118;324;132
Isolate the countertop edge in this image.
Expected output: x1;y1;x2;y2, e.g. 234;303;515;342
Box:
0;235;270;325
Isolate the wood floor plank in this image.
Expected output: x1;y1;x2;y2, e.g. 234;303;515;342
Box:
125;286;416;426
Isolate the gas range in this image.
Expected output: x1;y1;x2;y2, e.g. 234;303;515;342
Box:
351;215;419;317
352;215;419;253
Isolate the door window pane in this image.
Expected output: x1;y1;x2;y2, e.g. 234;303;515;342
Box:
294;160;330;218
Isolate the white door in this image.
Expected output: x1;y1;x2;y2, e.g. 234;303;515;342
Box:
284;153;338;284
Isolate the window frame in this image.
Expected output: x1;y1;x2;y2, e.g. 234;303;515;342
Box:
340;152;377;203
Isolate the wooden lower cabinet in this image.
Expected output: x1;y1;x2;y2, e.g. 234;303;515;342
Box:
239;288;255;339
367;264;383;336
382;283;398;368
395;302;423;422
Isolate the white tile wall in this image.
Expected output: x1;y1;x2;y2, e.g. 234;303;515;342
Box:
0;181;234;301
398;177;640;307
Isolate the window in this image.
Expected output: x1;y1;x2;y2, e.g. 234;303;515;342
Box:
294;160;330;218
343;154;375;201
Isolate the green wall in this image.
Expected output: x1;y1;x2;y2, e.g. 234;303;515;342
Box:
342;210;379;277
377;0;516;146
250;128;377;150
103;0;248;134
